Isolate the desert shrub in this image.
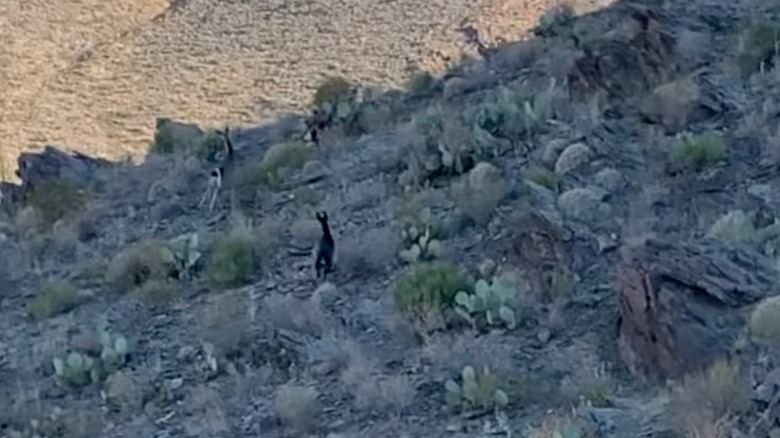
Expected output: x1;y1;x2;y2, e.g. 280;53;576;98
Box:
466;83;555;145
406;70;438;94
28;280;83;321
524;166;559;192
667;359;751;436
274;383;321;432
196;289;252;358
451;162;508;227
675;133;726;170
148;118;227;159
749;295;780;341
707;209;756;244
528;413;590;438
206;229;260;287
25;179;86;225
393;262;472;319
236;140;310;191
194;129;228;161
312;76;352;108
106;239;176;293
134;279;177;304
736;22;780;77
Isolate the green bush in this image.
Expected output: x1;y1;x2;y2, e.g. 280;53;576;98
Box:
25;179;86;225
406;71;437;94
207;229;259;287
393;262;472;317
106;239;176;293
236;140;311;191
676;133;725;170
148;118;224;158
312;76;352;108
736;22;780;77
28;281;83;321
524;166;559;192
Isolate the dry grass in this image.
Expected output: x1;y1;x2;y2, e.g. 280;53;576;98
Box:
667;359;751;437
749;295;780;342
274;382;321;432
1;0;586;176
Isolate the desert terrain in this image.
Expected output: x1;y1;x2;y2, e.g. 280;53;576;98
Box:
3;0;780;438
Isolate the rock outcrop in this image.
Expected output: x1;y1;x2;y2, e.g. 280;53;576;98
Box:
568;5;679;102
617;237;776;380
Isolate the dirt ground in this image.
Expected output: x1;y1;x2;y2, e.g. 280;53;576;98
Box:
0;0;612;177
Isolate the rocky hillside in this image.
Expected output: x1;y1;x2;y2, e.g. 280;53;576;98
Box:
0;0;612;178
3;0;780;437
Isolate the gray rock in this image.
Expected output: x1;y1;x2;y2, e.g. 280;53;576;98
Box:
594;168;624;193
558;187;609;223
542;138;570;165
555;142;593;175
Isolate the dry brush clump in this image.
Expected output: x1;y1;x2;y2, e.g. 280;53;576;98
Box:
673;132;726;171
148;117;225;159
393;262;473;333
233;139;311;197
749;295;780;342
274;382;322;433
736;20;780;77
450;161;509;227
27;280;85;321
207;227;270;288
667;358;752;437
106;239;177;294
340;348;416;415
25;179;87;227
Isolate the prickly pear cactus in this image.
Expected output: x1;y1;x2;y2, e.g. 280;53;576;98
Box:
444;365;509;412
454;272;524;330
399;207;446;264
98;328;129;374
53;351;95;387
166;232;202;280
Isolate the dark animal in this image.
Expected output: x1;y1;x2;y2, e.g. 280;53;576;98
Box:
314;211;335;280
304;108;331;147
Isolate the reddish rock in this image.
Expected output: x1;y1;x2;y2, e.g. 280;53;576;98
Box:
617;237;774;380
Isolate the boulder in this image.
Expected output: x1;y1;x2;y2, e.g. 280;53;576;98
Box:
568;5;678;101
15;145;113;194
617;237;775;380
638;76;723;133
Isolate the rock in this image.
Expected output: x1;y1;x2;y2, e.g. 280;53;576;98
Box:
617;237;774;380
442;77;468;100
568;4;678;100
479;259;497;278
555;142;592;175
105;372;144;418
597;234;619;253
593;168;624;193
542;138;569;166
558;188;609;223
12;145;114;195
537;328;551;344
638;77;702;133
582;407;620;434
469;162;503;188
300;160;329;183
